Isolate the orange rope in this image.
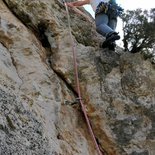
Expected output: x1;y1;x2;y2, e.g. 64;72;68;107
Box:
63;1;103;155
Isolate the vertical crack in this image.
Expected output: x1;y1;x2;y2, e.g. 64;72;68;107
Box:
8;50;24;90
2;0;78;101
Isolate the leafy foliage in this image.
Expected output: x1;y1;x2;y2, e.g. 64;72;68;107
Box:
121;8;155;53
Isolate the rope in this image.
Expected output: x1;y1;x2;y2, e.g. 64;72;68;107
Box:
62;1;103;155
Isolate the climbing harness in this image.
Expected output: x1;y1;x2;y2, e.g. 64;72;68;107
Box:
95;1;124;17
108;3;124;17
95;2;109;16
62;1;103;155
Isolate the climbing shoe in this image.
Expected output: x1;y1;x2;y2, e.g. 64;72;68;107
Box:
102;32;120;48
108;42;116;51
101;41;116;51
106;32;120;43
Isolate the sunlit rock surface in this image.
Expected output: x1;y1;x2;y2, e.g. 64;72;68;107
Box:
0;0;155;154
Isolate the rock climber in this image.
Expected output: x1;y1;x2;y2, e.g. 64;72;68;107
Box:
66;0;123;51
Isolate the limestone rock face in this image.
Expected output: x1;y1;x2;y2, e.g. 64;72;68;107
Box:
0;0;155;155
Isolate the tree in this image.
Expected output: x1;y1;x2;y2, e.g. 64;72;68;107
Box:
121;8;155;53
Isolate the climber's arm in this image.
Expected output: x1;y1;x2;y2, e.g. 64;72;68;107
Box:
65;0;92;22
72;7;93;22
66;0;90;8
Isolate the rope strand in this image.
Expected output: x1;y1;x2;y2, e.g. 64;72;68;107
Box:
63;1;103;155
